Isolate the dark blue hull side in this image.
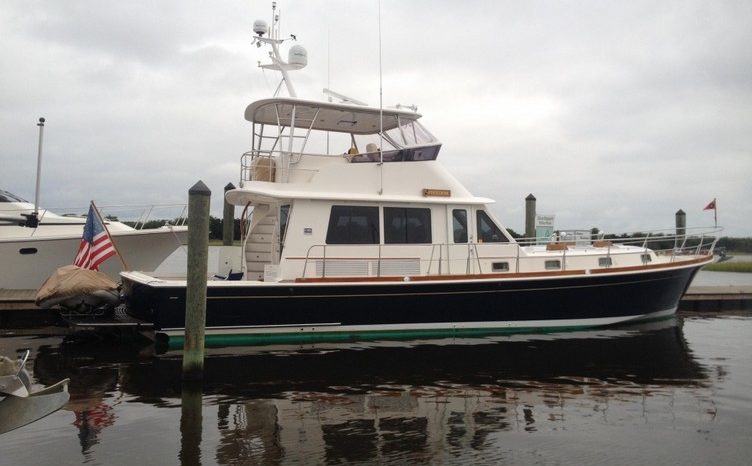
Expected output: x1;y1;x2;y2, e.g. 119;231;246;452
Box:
124;264;702;336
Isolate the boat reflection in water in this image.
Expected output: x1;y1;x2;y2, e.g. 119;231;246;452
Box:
27;317;721;464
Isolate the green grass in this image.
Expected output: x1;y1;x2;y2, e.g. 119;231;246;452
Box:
704;261;752;273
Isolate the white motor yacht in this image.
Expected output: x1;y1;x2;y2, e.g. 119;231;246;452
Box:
121;5;719;346
0;189;187;290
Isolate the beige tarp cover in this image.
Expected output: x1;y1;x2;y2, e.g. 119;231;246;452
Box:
35;265;117;306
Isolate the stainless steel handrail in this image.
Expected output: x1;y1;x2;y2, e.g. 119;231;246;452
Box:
295;227;721;279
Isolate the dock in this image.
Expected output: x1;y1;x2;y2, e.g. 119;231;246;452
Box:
0;289;59;328
679;286;752;312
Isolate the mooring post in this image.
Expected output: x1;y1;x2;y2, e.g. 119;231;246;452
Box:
222;182;236;246
183;180;211;380
675;209;686;248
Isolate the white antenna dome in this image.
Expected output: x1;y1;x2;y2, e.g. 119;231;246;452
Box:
288;45;308;69
253;19;268;36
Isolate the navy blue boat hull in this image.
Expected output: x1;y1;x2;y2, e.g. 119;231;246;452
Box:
123;263;702;338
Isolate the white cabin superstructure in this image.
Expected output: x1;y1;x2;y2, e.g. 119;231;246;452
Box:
224;97;709;284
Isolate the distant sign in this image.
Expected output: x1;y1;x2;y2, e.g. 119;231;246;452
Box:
535;214;555;244
535;215;555;228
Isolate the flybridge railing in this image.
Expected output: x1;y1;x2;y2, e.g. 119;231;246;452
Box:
240;149;320;185
296;227;721;279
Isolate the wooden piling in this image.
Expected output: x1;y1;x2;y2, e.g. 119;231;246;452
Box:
222;182;236;246
183;180;211;380
676;209;686;240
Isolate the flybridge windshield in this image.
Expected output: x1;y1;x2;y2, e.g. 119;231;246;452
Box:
351;119;438;153
384;119;437;147
0;190;28;203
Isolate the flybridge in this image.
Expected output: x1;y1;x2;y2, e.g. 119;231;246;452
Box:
241;97;441;185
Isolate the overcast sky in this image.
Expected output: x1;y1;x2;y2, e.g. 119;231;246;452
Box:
1;0;750;236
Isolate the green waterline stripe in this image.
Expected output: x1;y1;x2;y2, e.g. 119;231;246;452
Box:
164;325;596;350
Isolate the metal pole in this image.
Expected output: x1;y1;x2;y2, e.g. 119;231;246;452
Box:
222;183;236;246
27;117;46;228
34;117;45;214
183;180;211;380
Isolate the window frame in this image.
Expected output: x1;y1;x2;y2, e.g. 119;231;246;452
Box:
383;207;432;244
476;210;509;243
325;205;380;245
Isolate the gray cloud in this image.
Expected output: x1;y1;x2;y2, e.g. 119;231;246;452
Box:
1;0;749;236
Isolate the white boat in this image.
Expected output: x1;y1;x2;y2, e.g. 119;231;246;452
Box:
121;5;719;345
0;189;187;290
0;351;70;435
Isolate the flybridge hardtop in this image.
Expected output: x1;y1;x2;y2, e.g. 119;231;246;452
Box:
119;3;720;346
245;97;423;135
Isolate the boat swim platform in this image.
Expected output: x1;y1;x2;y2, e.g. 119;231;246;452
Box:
1;286;750;327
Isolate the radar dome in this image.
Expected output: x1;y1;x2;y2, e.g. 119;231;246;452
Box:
253;20;268;36
288;45;308;69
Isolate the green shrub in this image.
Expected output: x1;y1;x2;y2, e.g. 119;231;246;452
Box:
703;262;752;273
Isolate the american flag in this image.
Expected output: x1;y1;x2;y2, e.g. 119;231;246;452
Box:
73;203;117;270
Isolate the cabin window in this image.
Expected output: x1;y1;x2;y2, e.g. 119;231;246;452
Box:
545;260;561;270
641;254;652;264
492;261;509;272
326;206;380;244
452;209;468;243
476;211;508;243
0;190;28;203
598;257;612;267
279;204;290;250
384;207;432;244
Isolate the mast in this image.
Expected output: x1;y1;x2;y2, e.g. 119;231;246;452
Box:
252;2;306;98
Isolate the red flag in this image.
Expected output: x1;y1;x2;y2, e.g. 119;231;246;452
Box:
73;203;117;270
703;199;716;211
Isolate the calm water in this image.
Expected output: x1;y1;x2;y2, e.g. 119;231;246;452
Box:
1;313;751;465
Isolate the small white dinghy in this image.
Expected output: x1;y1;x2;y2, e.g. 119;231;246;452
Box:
0;351;70;435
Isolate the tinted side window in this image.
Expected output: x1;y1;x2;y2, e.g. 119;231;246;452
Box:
384;207;432;244
326;206;380;244
452;209;468;243
477;210;508;243
280;204;290;247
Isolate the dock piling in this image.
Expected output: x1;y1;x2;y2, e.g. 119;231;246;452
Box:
222;182;236;246
183;181;211;380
